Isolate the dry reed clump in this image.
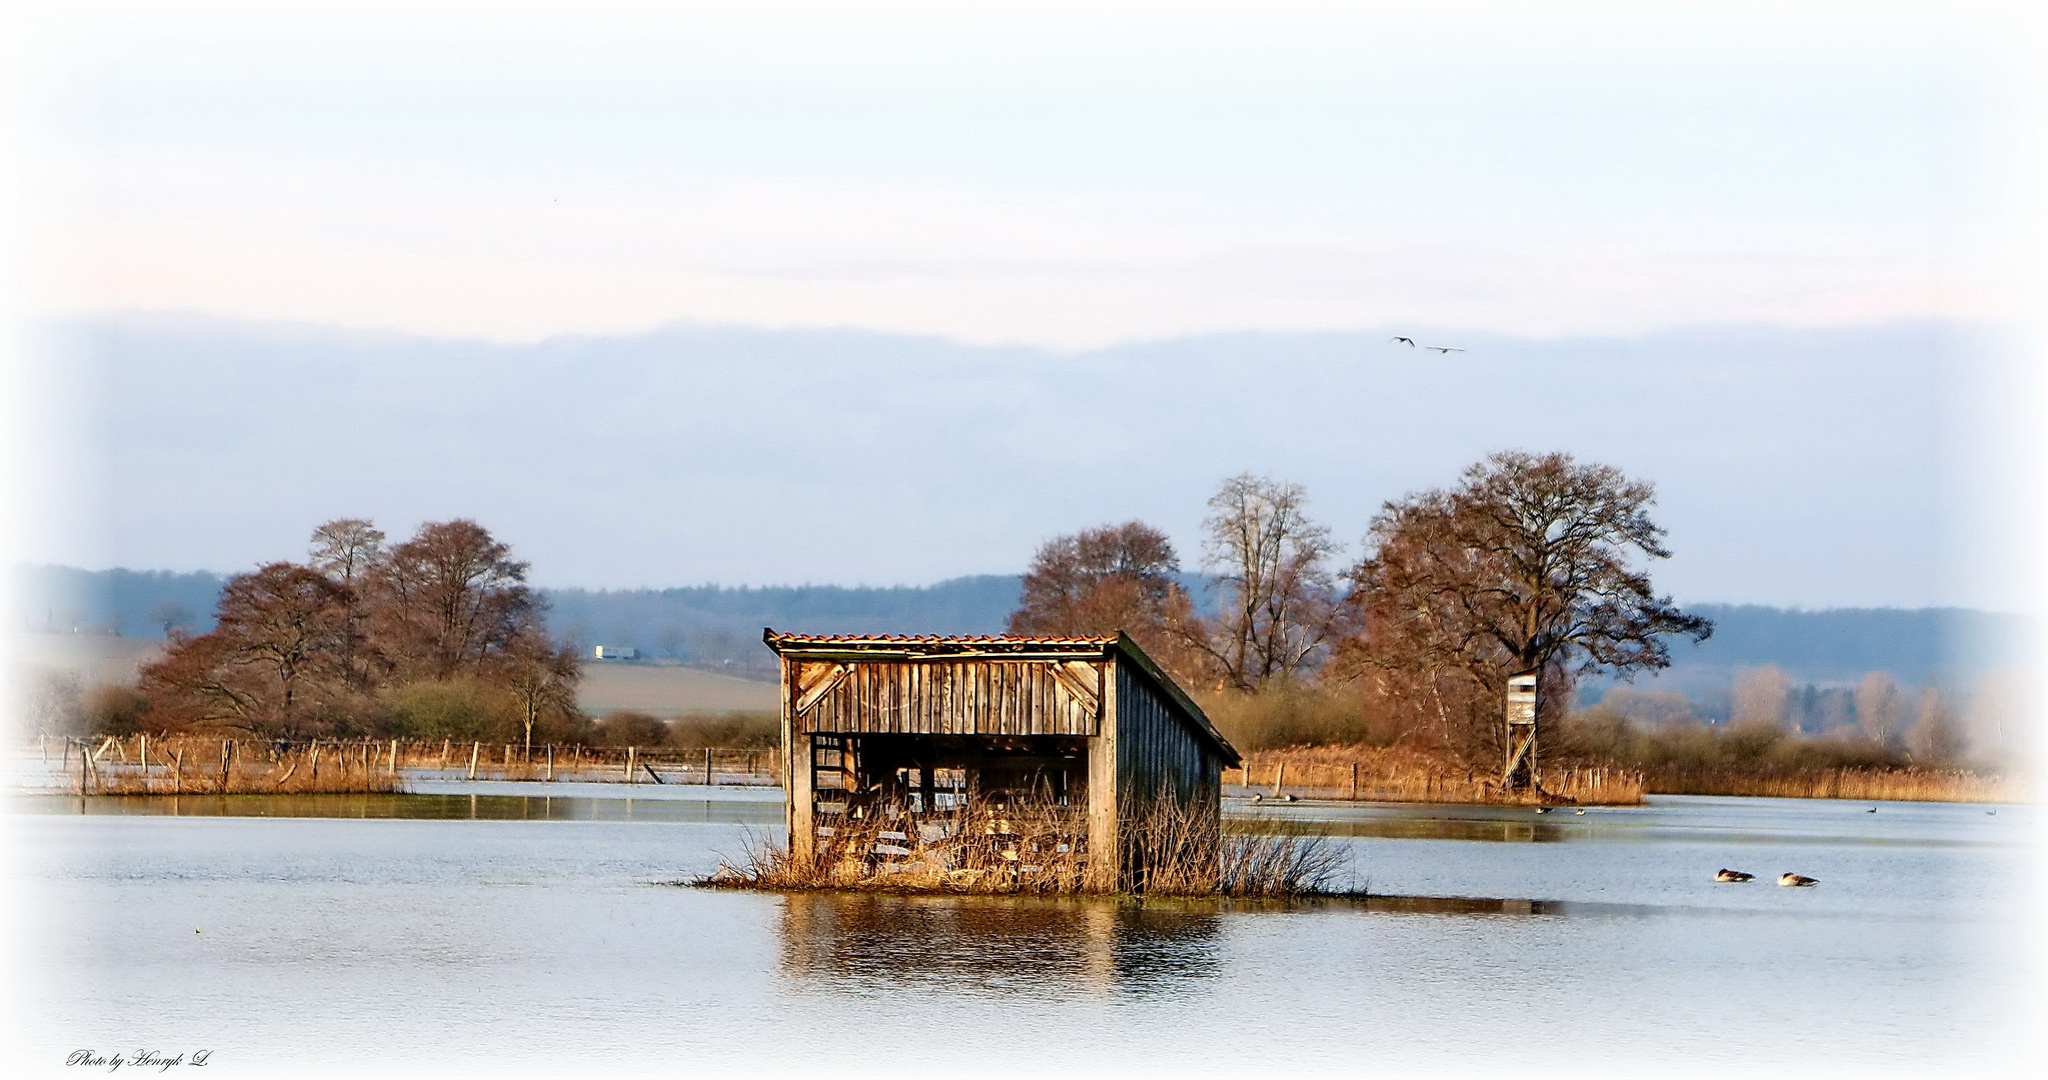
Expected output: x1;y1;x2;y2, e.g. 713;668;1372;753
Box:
1133;796;1349;897
704;796;1351;898
708;802;1091;894
1230;745;1645;806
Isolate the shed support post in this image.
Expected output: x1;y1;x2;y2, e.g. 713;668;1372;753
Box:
1085;662;1119;891
788;732;815;865
782;657;817;866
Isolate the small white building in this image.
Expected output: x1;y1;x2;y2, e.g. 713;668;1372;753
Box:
592;645;639;661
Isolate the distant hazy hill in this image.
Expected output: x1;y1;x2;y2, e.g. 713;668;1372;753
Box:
14;565;2026;692
12;565;228;637
29;313;1975;609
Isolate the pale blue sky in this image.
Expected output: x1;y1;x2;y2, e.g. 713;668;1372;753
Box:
17;4;2036;346
7;3;2044;609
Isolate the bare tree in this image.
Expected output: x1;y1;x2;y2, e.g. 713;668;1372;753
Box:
310;518;388;690
19;670;84;738
147;600;195;639
310;518;386;587
1181;475;1342;691
370;520;540;681
1731;665;1791;727
1904;687;1962;764
1855;671;1904;748
499;631;584;754
1338;451;1710;768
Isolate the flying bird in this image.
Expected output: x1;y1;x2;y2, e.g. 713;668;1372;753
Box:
1778;873;1820;887
1391;336;1417;346
1426;345;1464;354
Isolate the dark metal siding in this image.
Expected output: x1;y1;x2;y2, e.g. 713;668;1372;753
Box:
796;659;1103;736
1114;661;1221;808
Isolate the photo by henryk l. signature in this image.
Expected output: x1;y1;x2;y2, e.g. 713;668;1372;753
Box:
66;1050;213;1072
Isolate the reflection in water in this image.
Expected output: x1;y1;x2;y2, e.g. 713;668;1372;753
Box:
18;792;782;825
1230;807;1564;844
777;892;1223;996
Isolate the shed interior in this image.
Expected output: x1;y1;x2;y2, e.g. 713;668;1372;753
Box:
809;732;1092;859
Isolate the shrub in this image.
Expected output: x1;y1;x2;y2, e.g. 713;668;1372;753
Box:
594;710;671;747
1200;682;1391;752
82;685;151;737
380;678;519;742
668;711;778;749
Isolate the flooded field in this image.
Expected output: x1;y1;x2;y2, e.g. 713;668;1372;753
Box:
12;789;2036;1076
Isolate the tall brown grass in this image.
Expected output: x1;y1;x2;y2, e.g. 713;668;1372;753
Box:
704;796;1349;898
1230;745;1645;806
1641;766;2018;803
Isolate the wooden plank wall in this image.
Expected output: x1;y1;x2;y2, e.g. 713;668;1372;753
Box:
795;660;1103;737
1113;662;1220;816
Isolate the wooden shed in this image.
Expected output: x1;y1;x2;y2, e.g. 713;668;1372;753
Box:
764;630;1241;888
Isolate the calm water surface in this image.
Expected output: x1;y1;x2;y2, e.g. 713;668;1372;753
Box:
12;789;2036;1077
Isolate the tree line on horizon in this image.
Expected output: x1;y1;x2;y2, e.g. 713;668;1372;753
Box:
16;449;2013;774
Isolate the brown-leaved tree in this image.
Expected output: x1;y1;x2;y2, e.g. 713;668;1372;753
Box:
1006;521;1196;670
138;518;579;741
1338;451;1710;767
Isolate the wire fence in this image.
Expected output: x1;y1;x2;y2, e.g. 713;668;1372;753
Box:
23;734;779;795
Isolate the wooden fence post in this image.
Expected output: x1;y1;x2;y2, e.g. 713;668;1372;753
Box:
219;739;233;794
546;745;554;781
440;739;451;770
1350;763;1359;801
626;746;637;784
140;734;149;782
1274;761;1285;798
469;741;480;780
388;739;398;773
705;747;714;787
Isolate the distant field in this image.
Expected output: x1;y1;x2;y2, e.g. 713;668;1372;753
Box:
10;634;777;717
9;633;165;685
575;662;778;716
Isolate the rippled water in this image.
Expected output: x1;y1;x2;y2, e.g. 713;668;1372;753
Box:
13;789;2036;1077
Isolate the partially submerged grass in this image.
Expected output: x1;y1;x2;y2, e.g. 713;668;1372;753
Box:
75;735;401;795
702;796;1352;899
1230;745;1644;806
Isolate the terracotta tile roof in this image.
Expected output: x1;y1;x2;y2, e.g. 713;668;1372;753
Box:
763;631;1116;646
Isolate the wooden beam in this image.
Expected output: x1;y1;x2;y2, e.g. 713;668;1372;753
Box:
795;662;852;714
